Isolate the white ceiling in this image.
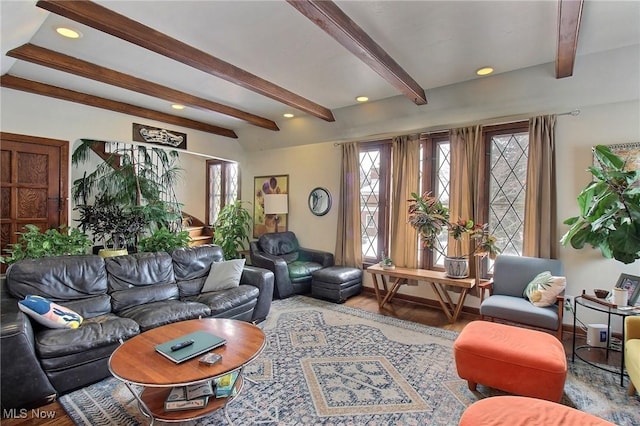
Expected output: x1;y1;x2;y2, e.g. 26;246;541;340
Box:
1;1;639;143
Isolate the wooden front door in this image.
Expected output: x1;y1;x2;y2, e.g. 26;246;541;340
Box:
1;132;68;268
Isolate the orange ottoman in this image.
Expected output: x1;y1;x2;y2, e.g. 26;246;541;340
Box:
458;396;615;426
454;321;567;402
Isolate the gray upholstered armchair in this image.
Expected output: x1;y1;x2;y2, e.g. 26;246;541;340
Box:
249;231;334;299
479;255;565;339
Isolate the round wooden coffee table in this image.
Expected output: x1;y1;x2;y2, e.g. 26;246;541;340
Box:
109;318;265;424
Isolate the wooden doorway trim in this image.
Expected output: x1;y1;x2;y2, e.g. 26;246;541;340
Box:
1;132;69;256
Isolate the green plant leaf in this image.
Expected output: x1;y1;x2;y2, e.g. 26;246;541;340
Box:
562;145;640;264
593;145;624;170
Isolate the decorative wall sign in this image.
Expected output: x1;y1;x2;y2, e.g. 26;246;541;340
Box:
253;175;288;238
132;123;187;149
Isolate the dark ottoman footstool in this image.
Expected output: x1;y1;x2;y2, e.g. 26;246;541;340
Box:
311;266;363;303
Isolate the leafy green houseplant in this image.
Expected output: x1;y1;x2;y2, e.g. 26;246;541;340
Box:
213;201;253;260
75;195;146;255
72;139;183;252
561;145;640;264
380;252;395;270
408;192;501;277
0;225;91;265
138;228;191;253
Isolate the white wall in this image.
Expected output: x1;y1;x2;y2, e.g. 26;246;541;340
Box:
243;142;341;253
0;89;247;222
556;101;640;328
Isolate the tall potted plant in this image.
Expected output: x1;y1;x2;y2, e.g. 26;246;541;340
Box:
408;192;500;278
561;145;640;264
75;195;146;257
213;201;253;260
72;139;183;251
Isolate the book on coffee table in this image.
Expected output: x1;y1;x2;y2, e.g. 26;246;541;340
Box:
155;331;226;364
164;385;211;412
214;370;239;398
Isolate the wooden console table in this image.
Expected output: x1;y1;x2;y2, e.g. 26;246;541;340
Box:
366;265;476;323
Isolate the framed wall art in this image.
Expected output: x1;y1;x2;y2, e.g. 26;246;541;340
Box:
615;273;640;306
253;175;289;238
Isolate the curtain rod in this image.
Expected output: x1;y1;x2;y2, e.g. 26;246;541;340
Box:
333;109;581;146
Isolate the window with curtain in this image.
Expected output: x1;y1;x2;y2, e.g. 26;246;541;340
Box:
206;159;240;225
484;123;529;258
358;121;529;268
419;132;450;269
359;141;391;264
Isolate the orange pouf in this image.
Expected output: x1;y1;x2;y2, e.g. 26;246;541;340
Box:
458;396;615;426
454;321;567;402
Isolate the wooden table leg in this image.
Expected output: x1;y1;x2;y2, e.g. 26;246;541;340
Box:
380;277;404;308
430;282;470;323
441;285;456;313
451;288;469;323
371;274;383;307
430;282;454;322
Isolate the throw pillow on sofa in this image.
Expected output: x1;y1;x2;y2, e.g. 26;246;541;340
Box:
18;295;83;329
523;271;567;307
202;259;246;292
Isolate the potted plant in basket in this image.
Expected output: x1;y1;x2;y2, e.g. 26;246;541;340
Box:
561;145;640;264
408;192;501;278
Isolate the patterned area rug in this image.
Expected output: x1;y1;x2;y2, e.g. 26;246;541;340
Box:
60;296;640;425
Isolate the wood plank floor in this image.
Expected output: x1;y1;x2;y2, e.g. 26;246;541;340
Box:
0;292;591;425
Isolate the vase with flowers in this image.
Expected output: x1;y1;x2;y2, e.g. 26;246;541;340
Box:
408;192;500;278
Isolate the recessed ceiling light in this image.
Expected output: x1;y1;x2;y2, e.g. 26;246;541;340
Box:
283;113;294;118
171;104;185;110
356;96;369;102
476;67;494;76
56;27;82;39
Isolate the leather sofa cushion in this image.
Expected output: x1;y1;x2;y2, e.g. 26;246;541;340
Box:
288;261;323;279
35;313;139;359
105;252;175;291
177;277;206;298
187;285;259;316
40;342;120;373
110;283;179;313
312;266;363;284
281;252;299;263
63;294;112;319
172;245;224;280
6;255;107;301
258;231;299;256
116;300;211;332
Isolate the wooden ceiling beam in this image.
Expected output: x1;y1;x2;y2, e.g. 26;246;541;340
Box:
7;44;278;131
556;0;583;78
287;0;427;105
36;0;335;122
0;75;238;139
